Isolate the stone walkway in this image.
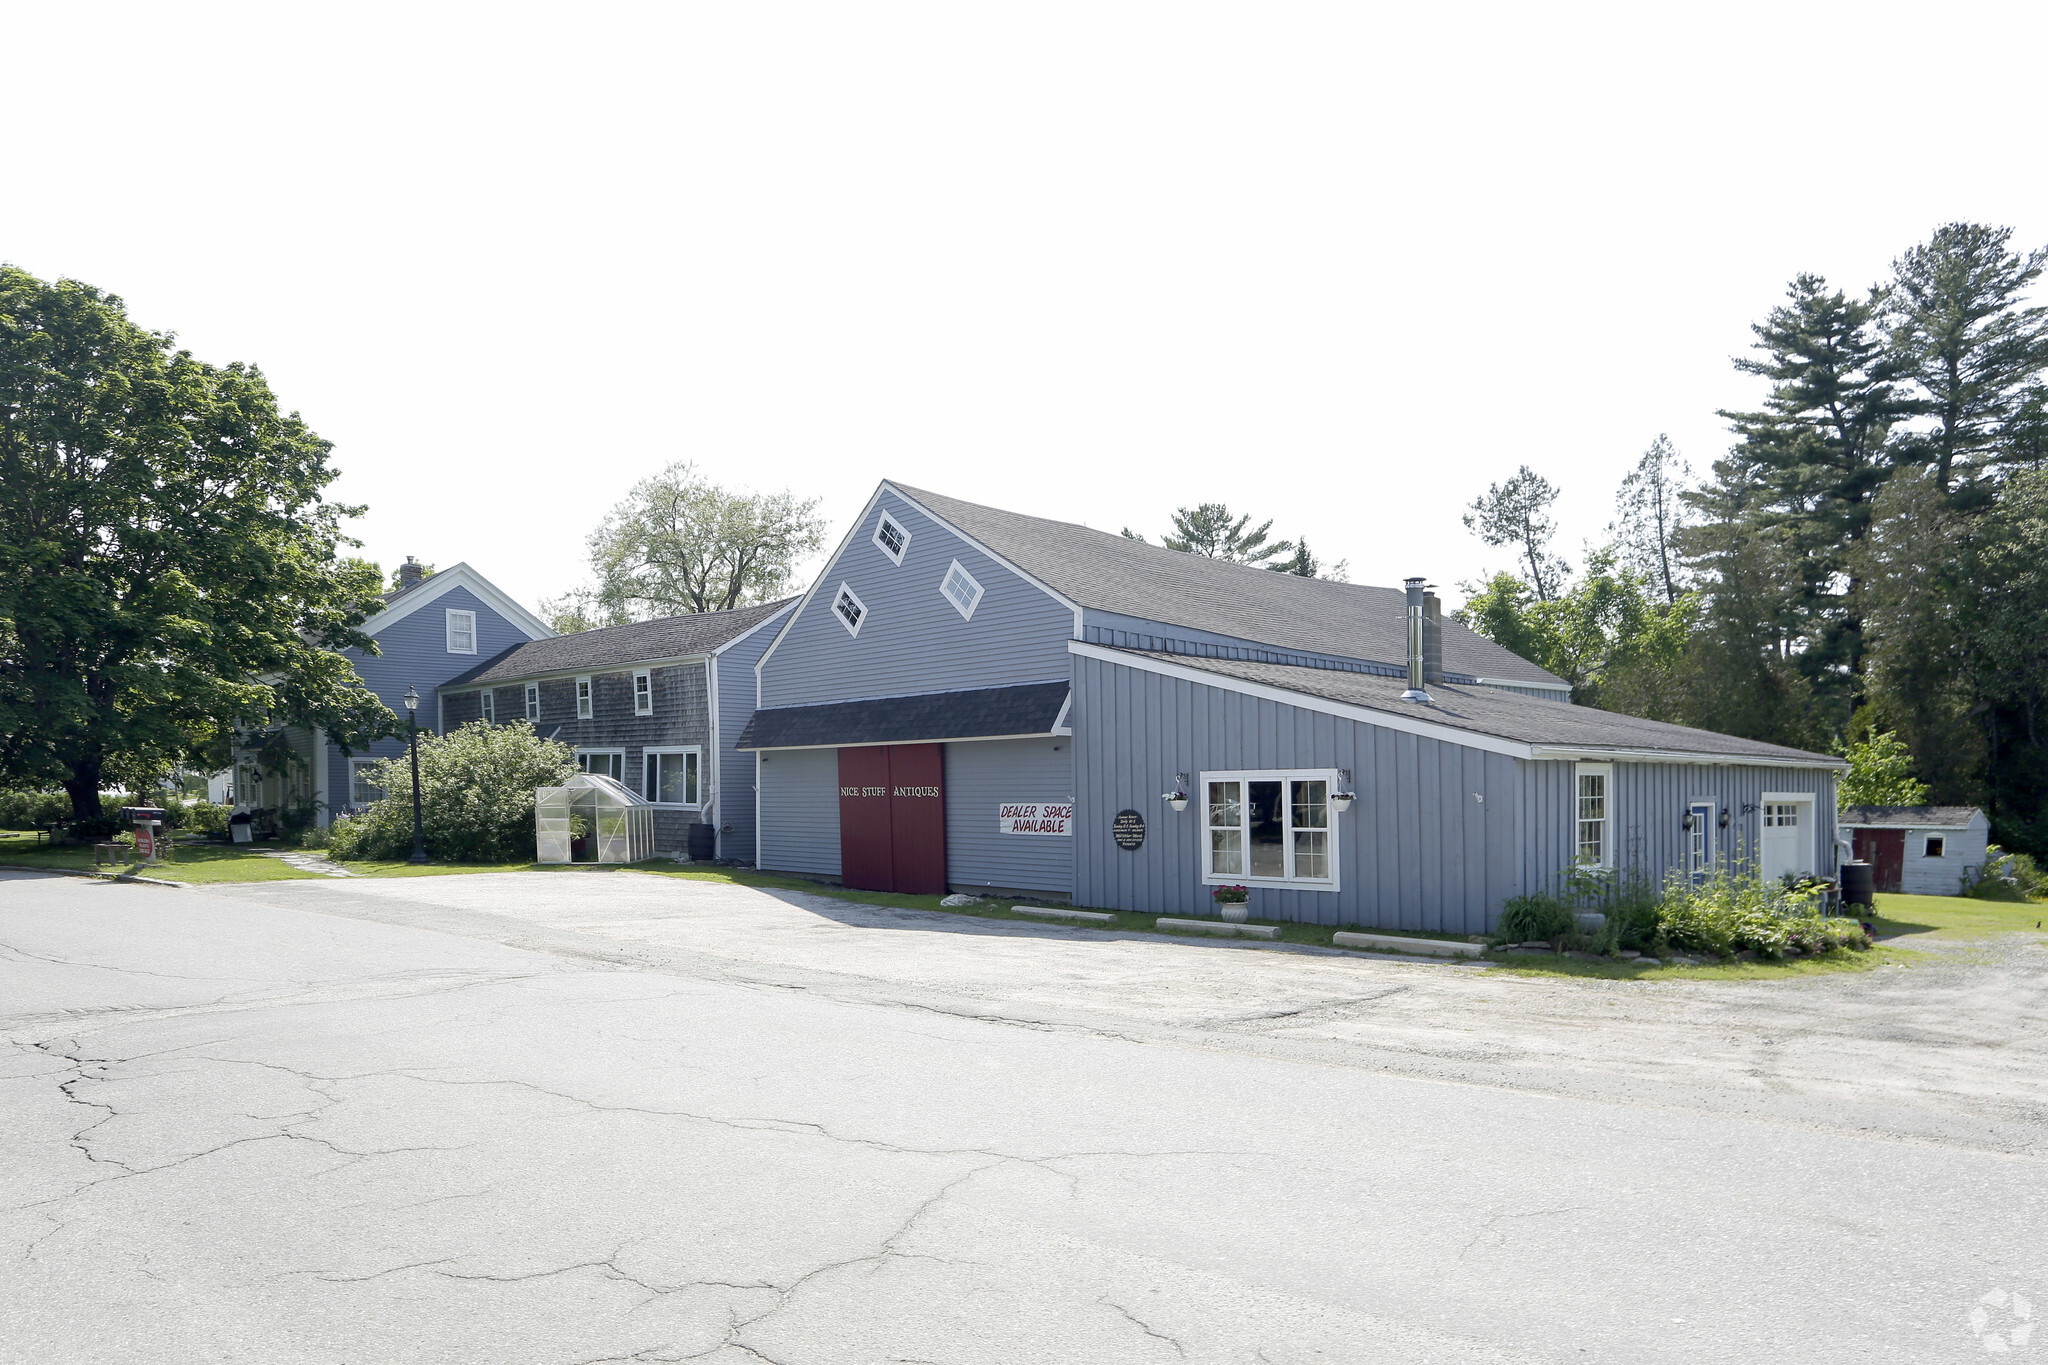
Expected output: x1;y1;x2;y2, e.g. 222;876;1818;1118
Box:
254;848;359;877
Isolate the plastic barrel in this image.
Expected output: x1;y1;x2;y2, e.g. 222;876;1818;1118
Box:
1840;860;1875;911
687;822;717;861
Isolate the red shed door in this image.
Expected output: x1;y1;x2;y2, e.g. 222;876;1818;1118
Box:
838;747;894;891
884;743;947;895
1852;828;1907;893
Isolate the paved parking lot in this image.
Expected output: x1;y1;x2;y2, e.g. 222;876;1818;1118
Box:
4;868;2044;1363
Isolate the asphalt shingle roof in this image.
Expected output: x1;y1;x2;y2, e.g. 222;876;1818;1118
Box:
1120;649;1842;764
889;483;1565;687
735;682;1070;751
445;599;797;687
1838;805;1984;828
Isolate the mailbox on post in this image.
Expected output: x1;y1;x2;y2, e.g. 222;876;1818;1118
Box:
120;807;167;863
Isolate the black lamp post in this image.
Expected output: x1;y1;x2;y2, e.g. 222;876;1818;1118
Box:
404;686;428;864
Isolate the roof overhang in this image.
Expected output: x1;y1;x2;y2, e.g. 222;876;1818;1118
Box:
1528;745;1849;771
737;681;1071;752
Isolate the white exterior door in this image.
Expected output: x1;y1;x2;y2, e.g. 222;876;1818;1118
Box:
1759;796;1814;882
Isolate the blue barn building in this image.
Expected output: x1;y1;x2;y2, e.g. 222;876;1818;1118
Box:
742;482;1846;932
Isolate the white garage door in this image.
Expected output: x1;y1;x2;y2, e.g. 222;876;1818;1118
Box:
1759;798;1814;883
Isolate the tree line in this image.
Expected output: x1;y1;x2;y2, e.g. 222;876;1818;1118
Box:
1456;222;2048;852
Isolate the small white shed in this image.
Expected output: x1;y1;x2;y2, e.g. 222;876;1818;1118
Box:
535;773;658;865
1839;806;1989;896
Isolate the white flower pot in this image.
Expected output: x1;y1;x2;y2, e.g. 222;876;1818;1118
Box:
1219;903;1248;924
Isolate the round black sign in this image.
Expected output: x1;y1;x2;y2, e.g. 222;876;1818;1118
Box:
1112;808;1146;851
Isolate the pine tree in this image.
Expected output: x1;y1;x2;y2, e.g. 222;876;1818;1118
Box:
1886;223;2048;493
1611;435;1692;604
1713;273;1906;728
1462;466;1569;601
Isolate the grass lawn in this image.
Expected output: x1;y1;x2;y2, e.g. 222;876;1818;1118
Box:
1867;891;2048;941
0;831;320;882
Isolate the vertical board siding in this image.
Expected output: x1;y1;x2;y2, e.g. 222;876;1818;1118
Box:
756;746;841;876
715;618;788;864
1889;816;1989;895
942;738;1076;895
1071;653;1516;933
1523;760;1840;894
758;492;1074;710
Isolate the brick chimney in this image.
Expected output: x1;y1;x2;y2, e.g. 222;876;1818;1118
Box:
398;557;424;591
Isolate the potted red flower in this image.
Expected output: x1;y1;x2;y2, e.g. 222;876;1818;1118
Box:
1212;883;1250;924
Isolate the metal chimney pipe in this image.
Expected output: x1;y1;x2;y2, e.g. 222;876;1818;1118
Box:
1402;578;1431;703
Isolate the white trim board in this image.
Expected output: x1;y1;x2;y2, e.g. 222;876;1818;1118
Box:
358;563;554;642
1475;675;1573;693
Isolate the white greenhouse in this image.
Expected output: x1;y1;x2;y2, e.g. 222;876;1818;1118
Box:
535;773;657;865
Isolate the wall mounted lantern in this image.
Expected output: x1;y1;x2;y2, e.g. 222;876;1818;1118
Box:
1682;812;1696;832
1718;807;1732;830
1330;769;1357;814
1164;773;1190;812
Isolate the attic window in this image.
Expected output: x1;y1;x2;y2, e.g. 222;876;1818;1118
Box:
446;609;477;654
872;512;910;565
940;560;983;620
832;583;867;637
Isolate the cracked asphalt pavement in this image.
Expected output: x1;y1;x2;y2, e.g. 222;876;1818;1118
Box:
3;870;2043;1363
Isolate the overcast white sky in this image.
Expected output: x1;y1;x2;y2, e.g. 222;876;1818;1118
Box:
8;2;2047;610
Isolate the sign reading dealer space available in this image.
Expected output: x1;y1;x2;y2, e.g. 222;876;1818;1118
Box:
998;802;1073;836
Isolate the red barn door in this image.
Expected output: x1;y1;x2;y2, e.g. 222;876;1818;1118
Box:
838;747;894;891
837;744;946;894
884;743;946;895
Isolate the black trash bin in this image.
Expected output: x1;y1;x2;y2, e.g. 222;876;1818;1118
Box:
1840;860;1875;912
687;822;717;861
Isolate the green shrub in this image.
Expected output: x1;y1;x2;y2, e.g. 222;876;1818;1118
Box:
328;721;575;863
186;802;231;838
0;790;73;829
1495;893;1575;944
1653;868;1866;958
297;824;333;850
1965;846;2046;901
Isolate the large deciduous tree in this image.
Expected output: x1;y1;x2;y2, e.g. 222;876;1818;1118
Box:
556;461;826;627
0;267;392;819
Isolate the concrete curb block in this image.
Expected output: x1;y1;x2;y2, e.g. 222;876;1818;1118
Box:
0;863;187;889
1332;931;1482;958
1155;917;1281;940
1011;906;1116;924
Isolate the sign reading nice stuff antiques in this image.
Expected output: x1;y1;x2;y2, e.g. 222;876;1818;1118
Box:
839;785;941;798
998;802;1074;836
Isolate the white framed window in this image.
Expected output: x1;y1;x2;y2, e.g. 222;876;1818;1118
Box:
832;583;867;637
939;559;984;621
1200;769;1340;889
1763;803;1801;827
872;511;910;565
525;683;540;721
1925;835;1946;858
575;675;593;719
575;749;625;782
633;669;653;716
479;690;495;724
644;747;701;806
446;609;477;654
1575;763;1612;868
349;759;384;806
1687;800;1714;879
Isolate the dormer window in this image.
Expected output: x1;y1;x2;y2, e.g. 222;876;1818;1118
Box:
832;583;867;637
446;609;477;654
872;511;910;565
940;560;983;620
